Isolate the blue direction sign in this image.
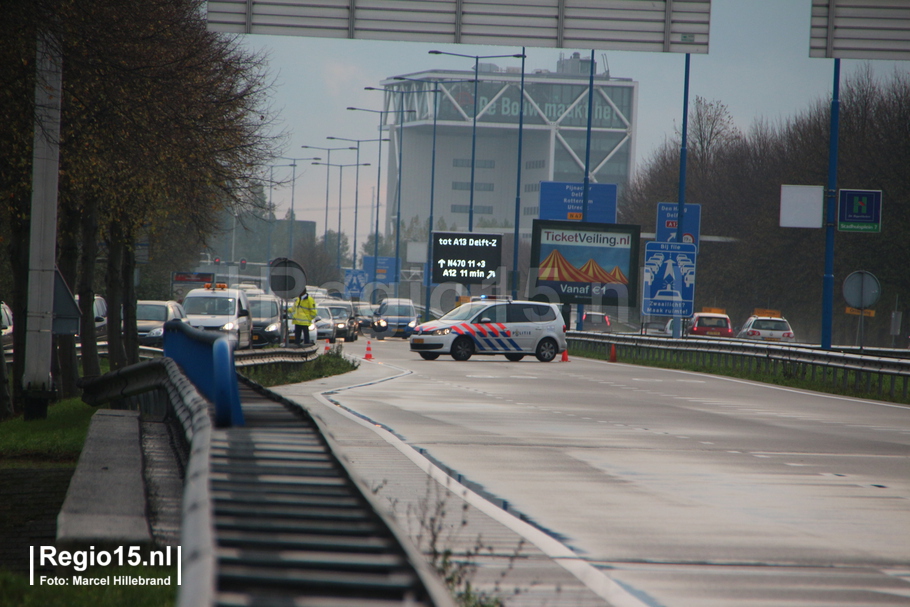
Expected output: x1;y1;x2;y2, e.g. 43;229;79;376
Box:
539;181;617;223
838;189;882;232
655;202;701;250
642;242;697;317
362;255;399;284
344;269;369;299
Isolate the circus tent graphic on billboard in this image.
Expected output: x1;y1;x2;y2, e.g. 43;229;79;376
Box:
538;250;591;282
540;251;629;285
578;259;628;284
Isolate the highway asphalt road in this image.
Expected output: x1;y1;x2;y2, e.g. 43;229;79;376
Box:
323;337;910;606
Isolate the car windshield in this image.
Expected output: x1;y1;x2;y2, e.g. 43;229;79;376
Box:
378;303;415;316
440;303;487;321
327;306;351;318
249;300;279;319
697;317;729;328
184;297;235;315
316;307;333;320
136;304;168;322
753;319;789;331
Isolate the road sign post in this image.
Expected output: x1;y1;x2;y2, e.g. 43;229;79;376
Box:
642;242;697;318
655;202;701;250
838;189;882;232
539;182;617;223
431;232;502;286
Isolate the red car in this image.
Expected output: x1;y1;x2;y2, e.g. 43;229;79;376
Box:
687;312;734;338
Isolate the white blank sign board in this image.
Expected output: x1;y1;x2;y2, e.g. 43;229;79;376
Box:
780;185;824;228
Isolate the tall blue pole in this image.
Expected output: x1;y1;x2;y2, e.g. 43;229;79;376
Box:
469;57;479;232
336;165;343;270
511;49;526;300
822;58;841;350
672;53;691;338
374;115;384;296
581;49;596;222
577;49;597;330
424;85;439;322
394;93;405;297
352;145;360;269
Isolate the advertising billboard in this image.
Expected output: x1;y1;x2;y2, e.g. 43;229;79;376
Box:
529;220;640;306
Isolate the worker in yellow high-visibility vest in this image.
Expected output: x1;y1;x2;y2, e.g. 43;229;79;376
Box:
291;287;317;345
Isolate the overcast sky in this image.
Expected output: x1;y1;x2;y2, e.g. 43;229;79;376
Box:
235;0;907;245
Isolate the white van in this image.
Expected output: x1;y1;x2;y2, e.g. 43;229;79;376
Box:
182;283;253;349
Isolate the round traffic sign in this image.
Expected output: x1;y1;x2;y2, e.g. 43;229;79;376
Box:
843;271;881;309
269;258;307;299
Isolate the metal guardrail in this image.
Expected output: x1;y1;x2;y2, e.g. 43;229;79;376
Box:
79;334;454;606
567;331;910;401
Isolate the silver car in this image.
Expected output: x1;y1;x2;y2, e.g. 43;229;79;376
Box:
737;316;795;342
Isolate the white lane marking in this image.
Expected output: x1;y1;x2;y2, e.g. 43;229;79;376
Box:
311;390;655;607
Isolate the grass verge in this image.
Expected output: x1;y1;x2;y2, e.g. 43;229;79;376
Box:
0;566;177;607
0;398;97;466
240;346;359;388
569;344;910;405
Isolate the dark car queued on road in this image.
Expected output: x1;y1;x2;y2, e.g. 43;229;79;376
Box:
248;294;285;347
353;302;377;335
324;301;359;342
136;300;187;347
372;298;419;339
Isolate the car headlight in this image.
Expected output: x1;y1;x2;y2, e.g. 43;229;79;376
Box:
375;319;387;328
147;327;164;337
336;322;345;328
221;321;236;331
408;320;417;328
265;323;280;333
430;327;451;336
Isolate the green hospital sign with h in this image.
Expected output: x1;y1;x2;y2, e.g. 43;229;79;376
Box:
838;189;882;233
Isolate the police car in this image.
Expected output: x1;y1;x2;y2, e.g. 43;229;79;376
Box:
409;298;566;362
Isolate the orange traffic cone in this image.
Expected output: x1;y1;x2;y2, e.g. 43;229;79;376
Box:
324;339;331;354
561;348;569;362
609;343;617;363
364;340;373;361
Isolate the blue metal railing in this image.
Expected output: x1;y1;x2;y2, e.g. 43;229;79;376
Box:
163;320;243;427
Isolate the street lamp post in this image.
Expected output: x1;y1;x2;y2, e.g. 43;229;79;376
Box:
312;161;371;271
352;100;417;297
428;50;524;232
326;136;389;270
347;108;402;298
267;164;295;263
392;77;445;322
276;156;321;258
301;145;356;246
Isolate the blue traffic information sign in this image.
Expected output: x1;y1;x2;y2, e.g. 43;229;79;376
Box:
539;181;617;223
838;189;882;232
655;203;701;250
642;242;697;317
344;269;369;299
362;256;399;284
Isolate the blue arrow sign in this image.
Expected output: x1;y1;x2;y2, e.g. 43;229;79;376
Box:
642;242;697;317
655;202;701;250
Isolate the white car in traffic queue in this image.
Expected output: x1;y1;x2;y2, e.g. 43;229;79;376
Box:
182;283;253;349
409;299;566;362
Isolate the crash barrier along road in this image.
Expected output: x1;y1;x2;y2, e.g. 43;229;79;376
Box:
568;331;910;402
77;320;455;607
